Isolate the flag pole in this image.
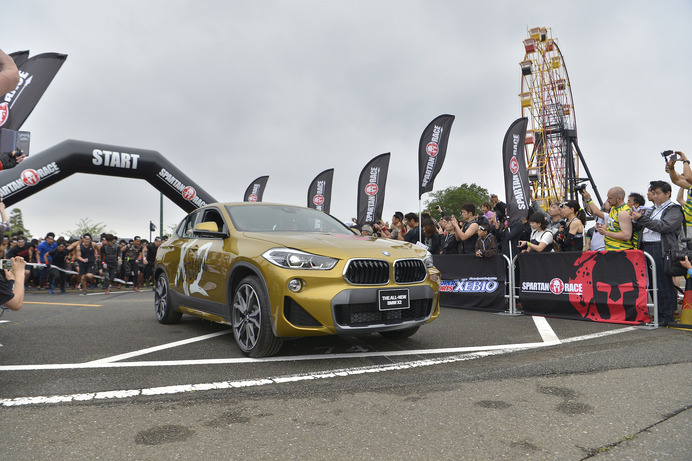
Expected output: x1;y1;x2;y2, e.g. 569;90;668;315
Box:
419;198;422;243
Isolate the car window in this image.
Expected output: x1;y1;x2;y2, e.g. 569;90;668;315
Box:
225;205;352;234
201;208;226;233
179;210;203;238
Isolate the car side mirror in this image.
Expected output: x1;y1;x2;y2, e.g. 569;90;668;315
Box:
192;221;229;239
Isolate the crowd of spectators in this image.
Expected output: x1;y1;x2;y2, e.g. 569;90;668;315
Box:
2;229;166;295
363;152;692;325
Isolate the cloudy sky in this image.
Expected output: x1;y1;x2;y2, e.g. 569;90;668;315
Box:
3;0;691;239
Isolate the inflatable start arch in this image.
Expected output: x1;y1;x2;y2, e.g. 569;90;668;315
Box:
0;139;216;212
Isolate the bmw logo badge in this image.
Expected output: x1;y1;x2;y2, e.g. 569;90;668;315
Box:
382;251;390;256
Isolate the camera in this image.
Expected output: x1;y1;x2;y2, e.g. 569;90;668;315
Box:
0;129;30;158
0;259;12;270
661;150;676;161
575;183;587;193
672;238;692;262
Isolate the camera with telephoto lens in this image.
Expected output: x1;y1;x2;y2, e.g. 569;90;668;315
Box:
661;150;676;161
672;238;692;261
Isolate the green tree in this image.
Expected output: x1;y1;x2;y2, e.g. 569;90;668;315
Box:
8;208;31;238
65;218;112;239
424;183;490;220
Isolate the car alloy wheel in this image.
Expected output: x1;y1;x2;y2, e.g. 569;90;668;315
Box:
232;275;282;357
155;272;181;324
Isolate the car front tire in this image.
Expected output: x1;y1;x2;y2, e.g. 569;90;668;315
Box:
155;272;182;324
232;275;282;357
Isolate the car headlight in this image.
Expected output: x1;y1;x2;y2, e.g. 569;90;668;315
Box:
262;248;338;270
423;252;435;269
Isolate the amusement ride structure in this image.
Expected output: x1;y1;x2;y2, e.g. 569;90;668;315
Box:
519;27;601;208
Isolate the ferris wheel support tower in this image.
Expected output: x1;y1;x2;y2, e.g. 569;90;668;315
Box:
519;27;602;208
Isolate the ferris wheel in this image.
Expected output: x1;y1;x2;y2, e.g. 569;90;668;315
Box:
519;27;599;208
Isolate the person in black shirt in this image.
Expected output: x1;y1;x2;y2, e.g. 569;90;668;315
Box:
421;218;441;254
47;240;70;294
143;237;161;287
440;216;460;254
398;212;420;245
100;234;121;294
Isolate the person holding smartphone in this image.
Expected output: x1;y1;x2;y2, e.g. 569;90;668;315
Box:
0;256;26;311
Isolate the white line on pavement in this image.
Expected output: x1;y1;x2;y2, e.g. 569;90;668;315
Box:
0;327;637;407
85;330;233;364
532;316;561;343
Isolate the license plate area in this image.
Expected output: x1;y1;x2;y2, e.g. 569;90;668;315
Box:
378;288;410;311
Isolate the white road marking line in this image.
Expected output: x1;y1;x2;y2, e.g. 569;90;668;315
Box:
0;327;637;407
85;330;233;364
533;316;561;343
0;342;555;371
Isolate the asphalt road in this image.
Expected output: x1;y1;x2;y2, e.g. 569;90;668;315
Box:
1;289;691;460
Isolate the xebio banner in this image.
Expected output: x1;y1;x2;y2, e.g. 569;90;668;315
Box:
433;254;506;311
518;251;650;324
307;168;334;213
502;117;530;227
356;153;390;228
418;114;455;198
1;52;67;130
0;139;216;212
243;176;269;202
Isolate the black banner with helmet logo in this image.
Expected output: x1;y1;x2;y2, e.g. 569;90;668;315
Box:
517;250;650;324
502;117;530;227
307;168;334;213
418;114;455;198
1;52;67;131
433;254;507;311
243;175;269;202
356;153;390;228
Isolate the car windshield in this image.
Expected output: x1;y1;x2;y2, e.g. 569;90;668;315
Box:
226;205;353;234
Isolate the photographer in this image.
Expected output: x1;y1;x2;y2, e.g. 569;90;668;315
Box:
582;186;634;250
0;256;27;311
631;180;683;325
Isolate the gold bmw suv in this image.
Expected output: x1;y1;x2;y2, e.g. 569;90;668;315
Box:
154;203;441;357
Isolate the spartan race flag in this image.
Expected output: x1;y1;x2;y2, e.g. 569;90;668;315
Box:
517;251;650;325
502;117;530;227
1;52;67;130
243;176;269;202
418;114;455;198
307;168;334;213
356;153;390;228
0;139;216;213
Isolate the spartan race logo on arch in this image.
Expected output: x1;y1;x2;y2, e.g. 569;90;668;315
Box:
0;162;61;198
157;168;207;208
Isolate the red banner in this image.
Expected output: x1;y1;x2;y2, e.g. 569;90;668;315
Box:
518;250;650;324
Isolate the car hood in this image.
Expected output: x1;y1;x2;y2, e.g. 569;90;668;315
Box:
244;232;429;260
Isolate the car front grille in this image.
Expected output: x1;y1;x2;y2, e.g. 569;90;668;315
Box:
343;258;428;285
394;259;427;283
343;259;389;285
334;299;432;327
